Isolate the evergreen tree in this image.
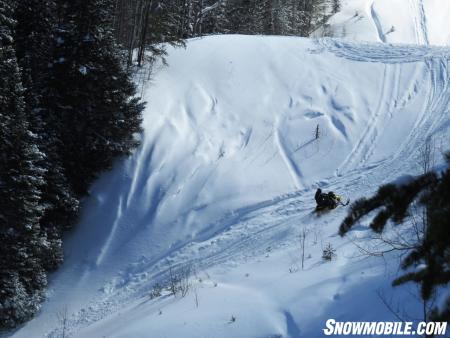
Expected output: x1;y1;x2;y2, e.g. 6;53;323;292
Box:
110;0;334;58
51;0;144;196
14;0;79;271
139;0;184;66
201;0;230;35
339;153;450;322
234;0;256;34
0;0;47;327
1;0;145;329
253;0;274;34
0;0;337;329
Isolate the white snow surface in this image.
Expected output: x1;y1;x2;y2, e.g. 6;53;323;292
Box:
313;0;450;46
10;25;450;338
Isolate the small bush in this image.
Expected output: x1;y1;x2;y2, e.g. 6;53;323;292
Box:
167;264;192;298
150;283;163;299
322;243;337;261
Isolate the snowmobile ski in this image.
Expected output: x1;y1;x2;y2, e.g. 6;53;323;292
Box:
340;199;350;206
314;198;350;213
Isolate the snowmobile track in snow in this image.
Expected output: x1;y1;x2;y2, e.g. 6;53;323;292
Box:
318;38;450;172
33;37;450;338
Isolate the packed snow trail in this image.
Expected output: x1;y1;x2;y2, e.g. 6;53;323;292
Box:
10;35;450;338
313;0;450;46
317;38;450;173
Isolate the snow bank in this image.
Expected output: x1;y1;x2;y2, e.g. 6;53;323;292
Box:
11;35;450;338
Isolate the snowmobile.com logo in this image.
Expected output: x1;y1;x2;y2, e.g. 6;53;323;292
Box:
323;319;447;336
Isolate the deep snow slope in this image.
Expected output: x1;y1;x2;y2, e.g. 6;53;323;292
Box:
11;35;450;338
314;0;450;46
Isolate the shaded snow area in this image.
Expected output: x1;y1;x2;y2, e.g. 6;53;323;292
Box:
314;0;450;46
11;35;450;338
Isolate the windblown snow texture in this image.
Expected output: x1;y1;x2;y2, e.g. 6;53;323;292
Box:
11;2;450;337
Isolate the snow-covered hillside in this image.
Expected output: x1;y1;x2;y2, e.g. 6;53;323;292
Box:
9;33;450;338
314;0;450;46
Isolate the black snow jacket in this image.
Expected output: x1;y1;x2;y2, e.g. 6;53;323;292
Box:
315;188;339;209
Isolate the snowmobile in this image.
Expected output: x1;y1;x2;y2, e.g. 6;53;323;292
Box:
314;189;350;213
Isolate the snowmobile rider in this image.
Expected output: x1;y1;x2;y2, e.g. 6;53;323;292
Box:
314;188;342;210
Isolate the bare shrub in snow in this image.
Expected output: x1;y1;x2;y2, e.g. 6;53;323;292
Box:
315;124;320;140
150;283;163;299
56;306;69;338
167;264;193;298
168;266;178;296
417;136;436;174
312;227;323;246
178;265;192;297
299;227;310;270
